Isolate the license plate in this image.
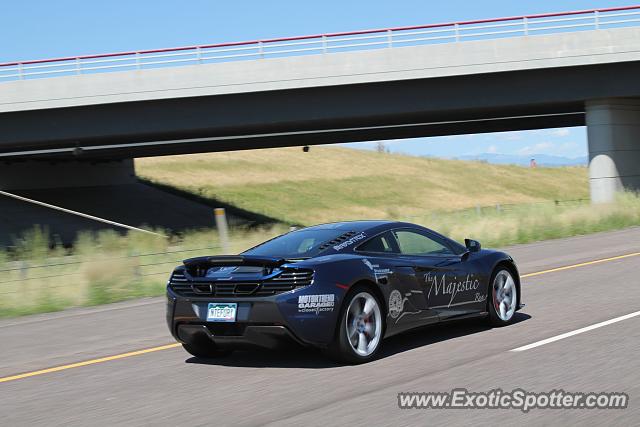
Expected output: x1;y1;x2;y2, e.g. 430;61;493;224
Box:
207;303;237;322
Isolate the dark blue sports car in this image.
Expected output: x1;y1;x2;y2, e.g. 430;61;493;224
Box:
166;220;522;363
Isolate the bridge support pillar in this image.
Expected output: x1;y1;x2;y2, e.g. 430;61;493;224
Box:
586;98;640;203
0;159;136;190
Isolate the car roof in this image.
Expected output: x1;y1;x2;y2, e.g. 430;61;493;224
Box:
303;220;411;233
300;220;466;255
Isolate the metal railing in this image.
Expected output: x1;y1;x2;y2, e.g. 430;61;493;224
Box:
1;6;640;82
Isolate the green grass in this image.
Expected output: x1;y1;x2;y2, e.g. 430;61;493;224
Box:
2;193;640;318
406;193;640;247
0;225;288;318
1;147;638;318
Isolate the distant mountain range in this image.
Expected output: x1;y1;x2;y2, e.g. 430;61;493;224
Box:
456;153;588;167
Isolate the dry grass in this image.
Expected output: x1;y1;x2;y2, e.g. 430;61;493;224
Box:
136;146;588;225
0;225;288;317
408;193;640;247
2;193;640;318
5;147;637;318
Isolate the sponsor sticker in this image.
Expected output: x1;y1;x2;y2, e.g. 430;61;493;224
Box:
333;233;366;251
362;258;392;281
388;290;404;319
425;273;482;307
298;294;335;314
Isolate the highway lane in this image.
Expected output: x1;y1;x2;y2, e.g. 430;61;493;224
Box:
0;297;171;377
272;258;640;426
1;226;636;377
275;318;640;426
1;228;639;426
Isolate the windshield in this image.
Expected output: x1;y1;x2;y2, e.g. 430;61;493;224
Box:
243;229;350;259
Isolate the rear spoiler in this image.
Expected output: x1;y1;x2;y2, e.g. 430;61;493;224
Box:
182;255;287;268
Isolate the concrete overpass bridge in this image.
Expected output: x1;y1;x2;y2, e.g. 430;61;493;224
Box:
1;6;640;203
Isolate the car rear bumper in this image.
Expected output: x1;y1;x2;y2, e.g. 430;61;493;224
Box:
176;324;306;350
166;286;336;350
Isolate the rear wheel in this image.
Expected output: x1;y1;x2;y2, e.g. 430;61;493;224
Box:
328;287;384;364
182;341;233;359
487;268;518;326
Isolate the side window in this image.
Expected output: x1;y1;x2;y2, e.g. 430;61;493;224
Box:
393;230;453;256
356;231;398;254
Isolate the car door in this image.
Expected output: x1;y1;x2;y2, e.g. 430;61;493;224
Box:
391;228;485;319
355;231;439;332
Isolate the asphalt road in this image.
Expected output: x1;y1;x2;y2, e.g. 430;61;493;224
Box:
1;228;639;426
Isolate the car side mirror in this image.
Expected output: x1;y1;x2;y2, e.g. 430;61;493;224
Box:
465;239;481;253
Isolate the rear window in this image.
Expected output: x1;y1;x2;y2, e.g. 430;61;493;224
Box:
243;229;353;259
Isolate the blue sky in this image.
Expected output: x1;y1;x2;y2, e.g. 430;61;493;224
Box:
2;0;629;160
352;128;588;160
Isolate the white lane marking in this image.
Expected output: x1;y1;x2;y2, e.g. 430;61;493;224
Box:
510;310;640;352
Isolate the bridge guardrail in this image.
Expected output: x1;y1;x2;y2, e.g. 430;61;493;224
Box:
1;6;640;82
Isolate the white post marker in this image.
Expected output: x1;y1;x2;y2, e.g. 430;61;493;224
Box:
511;310;640;352
214;208;230;253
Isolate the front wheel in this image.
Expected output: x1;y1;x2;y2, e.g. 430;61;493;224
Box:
487;268;518;326
327;287;384;364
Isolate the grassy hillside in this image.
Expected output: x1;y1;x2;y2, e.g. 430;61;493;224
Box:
8;148;640;318
135;146;588;226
